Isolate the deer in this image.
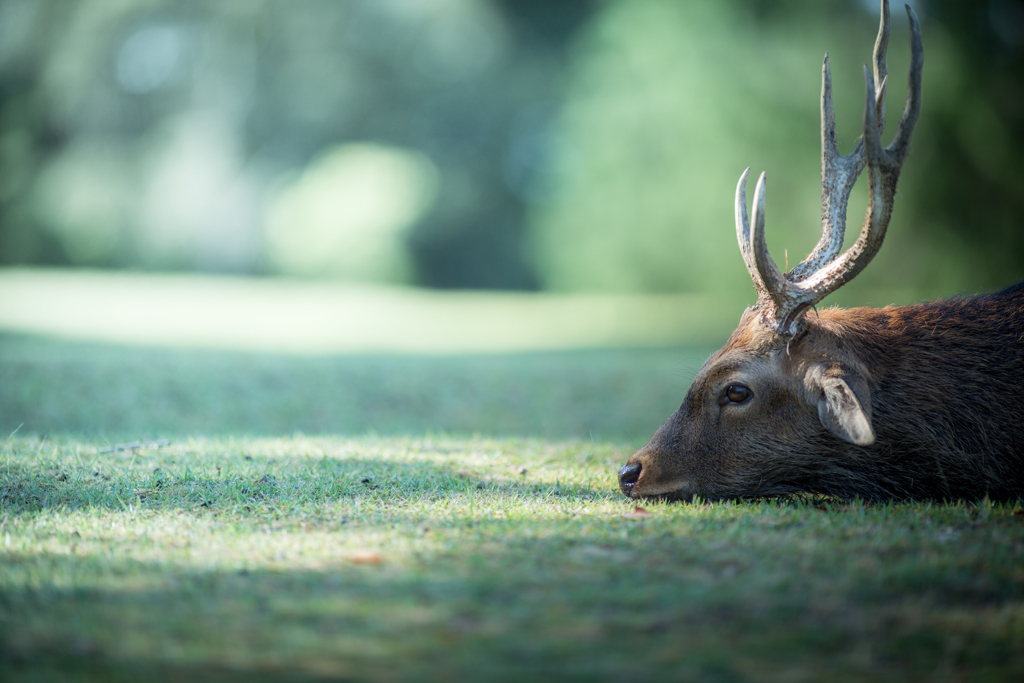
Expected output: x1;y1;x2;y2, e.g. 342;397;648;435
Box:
617;1;1024;503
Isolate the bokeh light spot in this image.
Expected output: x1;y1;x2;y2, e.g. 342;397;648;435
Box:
116;23;190;94
264;143;440;281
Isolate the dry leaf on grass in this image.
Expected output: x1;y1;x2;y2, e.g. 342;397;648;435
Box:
625;506;652;519
348;550;383;565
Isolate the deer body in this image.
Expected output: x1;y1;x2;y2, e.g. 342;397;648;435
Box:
627;282;1024;502
618;2;1024;501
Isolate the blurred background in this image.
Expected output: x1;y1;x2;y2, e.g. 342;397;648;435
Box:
0;0;1023;441
0;0;1023;318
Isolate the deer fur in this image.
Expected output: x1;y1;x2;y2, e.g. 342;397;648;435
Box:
622;283;1024;501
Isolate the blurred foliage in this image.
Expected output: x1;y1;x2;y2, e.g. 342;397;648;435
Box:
530;0;1024;304
264;143;438;281
0;0;1022;300
0;0;591;288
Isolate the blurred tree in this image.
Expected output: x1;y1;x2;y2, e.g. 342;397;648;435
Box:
906;0;1024;292
1;0;1022;299
0;1;71;266
0;0;593;289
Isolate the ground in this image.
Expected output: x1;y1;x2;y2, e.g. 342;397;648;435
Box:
0;272;1022;681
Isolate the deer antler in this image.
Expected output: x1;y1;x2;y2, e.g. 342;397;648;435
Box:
734;0;923;337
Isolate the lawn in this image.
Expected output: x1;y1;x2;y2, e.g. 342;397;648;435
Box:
1;273;1023;681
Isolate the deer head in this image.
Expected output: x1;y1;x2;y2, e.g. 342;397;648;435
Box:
618;0;924;501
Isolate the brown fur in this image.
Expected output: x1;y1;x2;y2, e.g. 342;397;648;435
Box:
620;281;1024;502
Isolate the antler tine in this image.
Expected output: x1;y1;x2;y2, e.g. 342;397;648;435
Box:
734;168;768;297
749;172;789;311
788;0;890;283
787;56;865;282
872;0;890;130
887;4;923;164
793;5;923;306
745;171;819;335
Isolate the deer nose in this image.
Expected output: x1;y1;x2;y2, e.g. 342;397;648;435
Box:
618;461;642;493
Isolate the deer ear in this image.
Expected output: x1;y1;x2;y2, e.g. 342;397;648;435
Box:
808;365;874;446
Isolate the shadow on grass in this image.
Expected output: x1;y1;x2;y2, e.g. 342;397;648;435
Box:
3;524;1022;683
0;333;709;442
0;554;741;683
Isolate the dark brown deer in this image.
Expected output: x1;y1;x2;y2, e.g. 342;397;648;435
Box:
617;1;1024;503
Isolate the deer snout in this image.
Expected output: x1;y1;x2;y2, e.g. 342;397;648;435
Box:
618;461;642;495
619;444;693;500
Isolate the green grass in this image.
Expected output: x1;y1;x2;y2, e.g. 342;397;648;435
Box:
0;333;707;440
0;268;744;354
2;333;1024;681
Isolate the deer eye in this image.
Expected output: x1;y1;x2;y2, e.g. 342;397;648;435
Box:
724;384;752;404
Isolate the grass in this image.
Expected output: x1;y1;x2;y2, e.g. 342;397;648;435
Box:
0;333;707;440
3;434;1024;682
2;301;1024;680
0;268;744;353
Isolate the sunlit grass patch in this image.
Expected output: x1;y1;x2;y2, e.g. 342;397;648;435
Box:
0;268;742;354
3;435;1024;681
0;434;629;575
